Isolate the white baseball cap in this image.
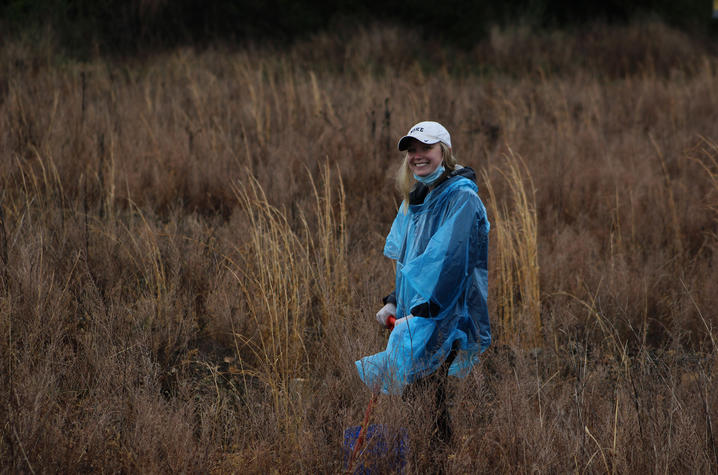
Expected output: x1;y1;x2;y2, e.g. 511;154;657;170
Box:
397;121;452;151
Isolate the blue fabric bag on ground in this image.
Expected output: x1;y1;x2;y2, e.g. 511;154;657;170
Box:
356;175;491;395
343;424;408;474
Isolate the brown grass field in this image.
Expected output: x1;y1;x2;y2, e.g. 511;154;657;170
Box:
2;21;718;473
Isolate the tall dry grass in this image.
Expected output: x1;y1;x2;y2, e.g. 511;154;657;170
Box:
484;148;541;348
1;20;718;473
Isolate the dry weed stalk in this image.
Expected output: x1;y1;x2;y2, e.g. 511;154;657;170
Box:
225;167;348;449
650;133;684;260
122;202;170;330
694;136;718;226
484;147;541;347
306;162;348;328
229;176;311;438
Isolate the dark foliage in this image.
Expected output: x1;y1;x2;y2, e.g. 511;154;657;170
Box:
1;0;715;57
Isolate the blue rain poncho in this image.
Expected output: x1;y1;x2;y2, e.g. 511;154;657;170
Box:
356;174;491;395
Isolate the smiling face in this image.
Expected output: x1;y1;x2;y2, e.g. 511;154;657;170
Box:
405;138;444;177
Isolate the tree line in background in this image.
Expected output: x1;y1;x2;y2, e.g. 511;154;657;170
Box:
1;0;715;57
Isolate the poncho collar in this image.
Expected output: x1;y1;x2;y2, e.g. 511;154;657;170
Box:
409;166;477;205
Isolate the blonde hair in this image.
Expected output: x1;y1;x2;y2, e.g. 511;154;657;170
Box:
396;142;456;210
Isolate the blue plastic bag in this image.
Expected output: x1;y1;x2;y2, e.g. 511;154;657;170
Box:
343;424;408;474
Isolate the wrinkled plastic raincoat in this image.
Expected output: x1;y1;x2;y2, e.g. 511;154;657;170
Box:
356;174;491;395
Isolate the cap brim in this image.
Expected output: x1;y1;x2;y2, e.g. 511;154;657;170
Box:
397;135;440;151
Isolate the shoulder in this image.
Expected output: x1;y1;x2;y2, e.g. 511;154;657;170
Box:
443;174;479;196
440;166;479;194
451;165;477;183
443;175;488;218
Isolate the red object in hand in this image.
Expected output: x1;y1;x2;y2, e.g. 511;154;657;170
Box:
386;315;396;330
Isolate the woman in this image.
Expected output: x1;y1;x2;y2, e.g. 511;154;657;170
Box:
355;120;491;445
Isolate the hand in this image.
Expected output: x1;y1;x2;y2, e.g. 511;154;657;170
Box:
375;303;396;328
